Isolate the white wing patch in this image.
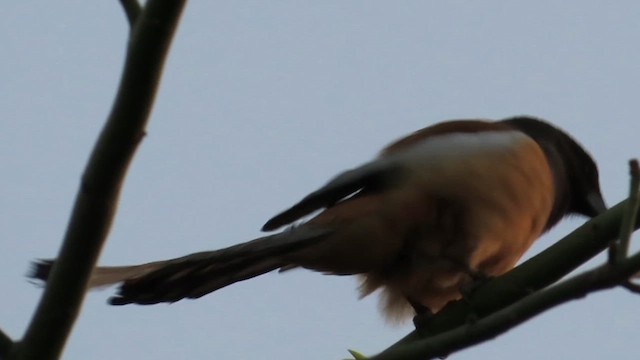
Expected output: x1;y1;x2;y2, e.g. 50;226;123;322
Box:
384;130;529;164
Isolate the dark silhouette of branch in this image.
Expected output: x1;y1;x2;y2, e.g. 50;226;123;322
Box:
119;0;141;27
0;328;12;358
374;197;639;358
611;159;640;263
7;1;186;359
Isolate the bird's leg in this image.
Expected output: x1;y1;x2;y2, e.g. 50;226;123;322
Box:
410;300;449;359
439;255;496;326
451;267;496;328
459;269;493;297
441;254;493;297
409;298;434;330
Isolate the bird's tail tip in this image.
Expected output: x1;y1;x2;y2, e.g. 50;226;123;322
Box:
27;259;55;283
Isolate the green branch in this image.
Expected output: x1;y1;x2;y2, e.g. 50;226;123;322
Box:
9;1;186;359
612;159;640;263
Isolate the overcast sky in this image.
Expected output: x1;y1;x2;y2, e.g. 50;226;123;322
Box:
1;1;639;359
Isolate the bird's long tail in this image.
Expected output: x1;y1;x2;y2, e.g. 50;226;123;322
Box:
29;226;331;305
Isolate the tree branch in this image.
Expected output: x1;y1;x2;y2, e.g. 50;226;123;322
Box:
611;159;640;263
119;0;141;27
371;249;640;360
0;328;13;358
9;1;186;359
377;198;638;355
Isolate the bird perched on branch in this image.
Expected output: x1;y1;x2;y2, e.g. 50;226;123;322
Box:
31;116;606;322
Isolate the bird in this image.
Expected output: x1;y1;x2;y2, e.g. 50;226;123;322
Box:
31;116;606;323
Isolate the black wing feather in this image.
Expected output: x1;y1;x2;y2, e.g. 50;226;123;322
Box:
262;161;403;231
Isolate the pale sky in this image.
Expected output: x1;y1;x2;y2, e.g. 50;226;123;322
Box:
1;1;639;359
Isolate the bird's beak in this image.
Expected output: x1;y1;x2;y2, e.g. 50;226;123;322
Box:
585;191;608;217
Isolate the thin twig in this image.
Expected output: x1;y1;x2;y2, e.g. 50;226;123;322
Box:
119;0;142;27
10;1;187;359
371;249;640;360
613;159;640;263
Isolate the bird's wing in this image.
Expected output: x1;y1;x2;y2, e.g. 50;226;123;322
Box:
261;160;403;231
262;119;508;231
